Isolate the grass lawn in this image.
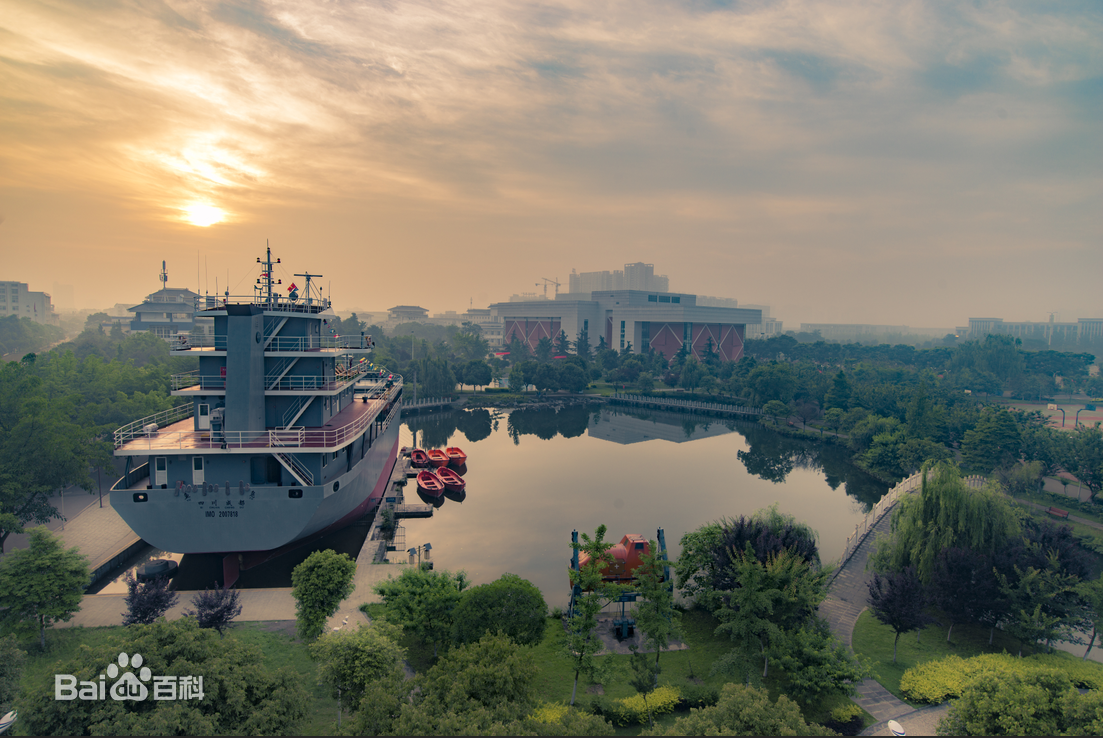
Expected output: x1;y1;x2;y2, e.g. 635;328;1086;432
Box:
851;610;1037;706
11;622;339;737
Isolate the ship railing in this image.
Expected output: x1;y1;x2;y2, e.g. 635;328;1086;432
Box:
168;333;374;353
193;294;332;314
114;404;195;448
116;383;403;452
270;428;306;446
171;369;202;390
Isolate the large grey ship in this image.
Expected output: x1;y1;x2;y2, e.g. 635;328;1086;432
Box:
111;249;402;583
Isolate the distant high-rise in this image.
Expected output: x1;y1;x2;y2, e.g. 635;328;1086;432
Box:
0;281;57;324
569;263;669;294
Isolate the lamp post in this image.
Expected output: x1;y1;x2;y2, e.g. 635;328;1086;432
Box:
1076;408;1085;428
407;542;433;569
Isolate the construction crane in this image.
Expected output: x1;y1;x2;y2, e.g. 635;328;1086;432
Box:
536;277;561;298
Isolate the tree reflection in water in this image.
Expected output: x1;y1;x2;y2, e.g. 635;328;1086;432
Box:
405;405;886;512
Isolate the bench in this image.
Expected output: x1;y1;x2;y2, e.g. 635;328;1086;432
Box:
1047;506;1070;519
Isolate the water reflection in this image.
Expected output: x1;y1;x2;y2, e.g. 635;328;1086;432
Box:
403;405;888;606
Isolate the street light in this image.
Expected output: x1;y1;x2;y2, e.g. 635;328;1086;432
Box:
407;542;433;569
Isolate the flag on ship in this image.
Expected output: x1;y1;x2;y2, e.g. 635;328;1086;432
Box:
288;282;297;292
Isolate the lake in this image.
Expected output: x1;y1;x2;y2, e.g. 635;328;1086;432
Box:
397;402;887;606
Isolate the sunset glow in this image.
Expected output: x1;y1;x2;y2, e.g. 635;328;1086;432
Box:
0;1;1099;322
183;205;224;228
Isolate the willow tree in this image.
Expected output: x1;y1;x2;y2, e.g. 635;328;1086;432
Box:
872;461;1020;583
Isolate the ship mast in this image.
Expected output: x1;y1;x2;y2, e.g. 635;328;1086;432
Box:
256;243;281;307
294;272;323;310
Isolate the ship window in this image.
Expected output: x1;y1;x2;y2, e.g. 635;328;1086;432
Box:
333;481;340;493
288;489;303;499
133;493;148;503
648;294;657;302
659;295;670;303
156;458;167;472
635;542;645;550
672;296;680;303
193;457;203;471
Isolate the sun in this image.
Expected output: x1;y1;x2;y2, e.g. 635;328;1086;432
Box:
183;204;225;227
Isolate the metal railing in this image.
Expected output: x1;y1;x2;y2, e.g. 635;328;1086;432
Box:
115;384;402;451
194;294;332;314
273;452;313;485
168;334;374;352
114;404;194;446
611;392;762;415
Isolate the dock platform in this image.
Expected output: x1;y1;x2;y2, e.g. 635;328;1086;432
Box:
53;492;144;589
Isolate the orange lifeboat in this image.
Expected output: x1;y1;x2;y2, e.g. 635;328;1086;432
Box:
427;449;449;468
416;470;445;496
410;449;429;468
437;467;466;493
578;534;651;583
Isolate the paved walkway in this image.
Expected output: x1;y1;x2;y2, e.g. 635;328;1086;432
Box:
821;513;916;724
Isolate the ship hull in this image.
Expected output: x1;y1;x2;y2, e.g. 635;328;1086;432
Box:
111;420;400;555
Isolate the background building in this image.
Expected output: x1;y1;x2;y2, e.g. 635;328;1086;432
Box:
967;316;1103;346
127;263;203;338
0;281;58;324
493;290;761;361
568;262;669;294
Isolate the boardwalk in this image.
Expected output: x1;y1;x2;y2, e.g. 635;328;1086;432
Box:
609;392;762;417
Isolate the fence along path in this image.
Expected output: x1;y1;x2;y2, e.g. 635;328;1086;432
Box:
834;471;988;576
610;392;762;416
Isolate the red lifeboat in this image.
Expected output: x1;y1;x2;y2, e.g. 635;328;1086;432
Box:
446;446;467;468
437;467;466;493
578;534;651;583
410;449;429;468
427;449;449;468
416;470;445;497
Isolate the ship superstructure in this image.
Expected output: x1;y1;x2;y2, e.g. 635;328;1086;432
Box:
111;249;402;577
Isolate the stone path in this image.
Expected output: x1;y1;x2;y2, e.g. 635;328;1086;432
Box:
820;512;916;724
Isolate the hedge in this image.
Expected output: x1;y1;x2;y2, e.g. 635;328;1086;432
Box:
900;652;1103;704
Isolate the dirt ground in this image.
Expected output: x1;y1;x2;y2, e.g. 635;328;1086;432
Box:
994;398;1103;431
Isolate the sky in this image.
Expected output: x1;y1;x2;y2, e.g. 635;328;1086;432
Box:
1;0;1100;329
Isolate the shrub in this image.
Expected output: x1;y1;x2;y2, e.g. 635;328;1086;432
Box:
606;685;681;726
530;702;570;723
678;683;719;710
824;703;866;736
900;652;1103;704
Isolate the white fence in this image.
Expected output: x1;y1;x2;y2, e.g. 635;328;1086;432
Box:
611;392;762;415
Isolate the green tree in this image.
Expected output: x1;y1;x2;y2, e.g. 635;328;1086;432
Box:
1068;426;1103;502
553;329;571;356
823;407;845;436
1079;573;1103;660
824;370;851;410
452;573;547;647
961;407;1022;473
0;362;103;553
309;619;406;723
872;462;1020;583
763;399;790;425
641;682;830;736
632;540;681;671
0;527;88;648
867;568;929;662
372;566;469;657
559;362;588;393
679;356;703;390
533;362;560;393
566;525;626;705
291;549;356;642
714;547;829;678
17;618;309;736
575;328;591;359
462;359;492;392
0;635;26;713
535;336;554;363
628;646;661;728
774;619;870;705
996;561;1079;657
452;329;489;363
508;362;528;392
635;371;655;393
392;631;539;735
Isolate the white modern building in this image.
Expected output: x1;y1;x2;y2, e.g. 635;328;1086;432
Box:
0;281;57;324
